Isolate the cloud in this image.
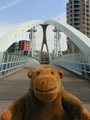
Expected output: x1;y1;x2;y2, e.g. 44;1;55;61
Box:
0;0;23;11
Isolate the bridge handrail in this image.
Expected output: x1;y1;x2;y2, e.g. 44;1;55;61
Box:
50;52;90;80
0;60;28;65
0;62;27;72
0;53;40;78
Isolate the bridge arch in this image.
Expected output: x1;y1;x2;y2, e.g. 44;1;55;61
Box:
44;20;90;52
0;20;44;52
0;19;90;52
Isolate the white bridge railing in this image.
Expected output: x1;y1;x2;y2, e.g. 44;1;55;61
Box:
50;52;90;80
0;52;40;78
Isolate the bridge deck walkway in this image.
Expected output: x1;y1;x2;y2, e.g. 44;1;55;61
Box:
0;64;90;115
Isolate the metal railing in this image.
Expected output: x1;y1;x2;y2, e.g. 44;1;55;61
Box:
0;52;40;78
50;52;90;80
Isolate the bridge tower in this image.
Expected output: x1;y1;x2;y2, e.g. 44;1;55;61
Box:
53;27;62;58
39;25;50;64
27;27;37;57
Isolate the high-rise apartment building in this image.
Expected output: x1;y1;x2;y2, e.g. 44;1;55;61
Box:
66;0;90;53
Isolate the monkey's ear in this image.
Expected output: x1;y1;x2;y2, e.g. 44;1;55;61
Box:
58;71;64;79
28;70;34;78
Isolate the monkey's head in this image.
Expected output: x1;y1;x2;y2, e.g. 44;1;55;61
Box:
28;66;64;103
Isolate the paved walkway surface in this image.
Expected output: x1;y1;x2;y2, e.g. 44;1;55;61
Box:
0;64;90;115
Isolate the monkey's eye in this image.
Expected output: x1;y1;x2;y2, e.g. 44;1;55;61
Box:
51;71;54;75
37;72;40;75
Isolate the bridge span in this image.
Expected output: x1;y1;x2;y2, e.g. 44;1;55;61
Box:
0;19;90;79
0;19;90;115
0;64;90;115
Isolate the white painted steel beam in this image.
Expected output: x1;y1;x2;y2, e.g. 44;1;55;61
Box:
0;20;44;52
0;20;90;52
44;20;90;52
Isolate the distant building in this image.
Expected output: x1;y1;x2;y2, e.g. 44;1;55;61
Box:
66;0;90;53
7;40;30;55
40;52;50;64
19;40;30;55
7;42;20;53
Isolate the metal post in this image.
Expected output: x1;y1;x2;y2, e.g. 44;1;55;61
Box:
54;32;56;58
59;33;62;56
27;27;37;57
53;27;62;58
56;31;58;57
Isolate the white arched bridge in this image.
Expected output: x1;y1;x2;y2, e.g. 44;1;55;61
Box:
0;20;90;80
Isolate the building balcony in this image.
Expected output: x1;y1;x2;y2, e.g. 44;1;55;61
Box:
86;8;89;11
74;25;80;29
83;24;86;27
74;8;80;10
74;3;80;6
74;10;79;13
74;0;80;2
74;12;80;15
87;31;90;34
86;13;89;15
86;3;89;7
74;16;80;19
74;21;80;24
87;17;89;20
87;22;89;24
87;18;89;21
87;26;89;30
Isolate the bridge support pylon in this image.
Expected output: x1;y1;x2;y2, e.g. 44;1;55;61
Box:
39;25;50;64
53;27;62;58
27;27;37;57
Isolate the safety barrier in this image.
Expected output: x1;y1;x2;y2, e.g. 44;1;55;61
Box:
50;52;90;80
0;52;40;78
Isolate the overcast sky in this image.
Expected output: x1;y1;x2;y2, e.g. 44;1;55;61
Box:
0;0;68;52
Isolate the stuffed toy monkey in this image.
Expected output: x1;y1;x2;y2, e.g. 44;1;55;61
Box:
1;66;90;120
